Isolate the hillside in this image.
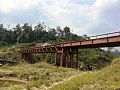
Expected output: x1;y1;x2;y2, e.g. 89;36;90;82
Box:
49;58;120;90
0;45;117;90
0;62;80;90
0;46;26;64
0;46;81;90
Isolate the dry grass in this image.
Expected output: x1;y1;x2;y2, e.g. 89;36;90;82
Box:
49;58;120;90
0;62;80;90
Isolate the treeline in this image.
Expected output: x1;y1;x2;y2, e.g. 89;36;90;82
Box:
0;22;86;45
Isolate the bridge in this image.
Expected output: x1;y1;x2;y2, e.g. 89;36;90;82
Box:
21;31;120;68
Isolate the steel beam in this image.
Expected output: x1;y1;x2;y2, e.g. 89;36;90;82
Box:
76;48;79;69
54;53;57;65
65;53;68;68
60;48;64;67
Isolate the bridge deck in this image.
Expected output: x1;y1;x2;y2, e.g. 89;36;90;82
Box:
21;31;120;54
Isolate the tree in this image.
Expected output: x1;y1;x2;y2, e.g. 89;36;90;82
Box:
48;28;57;42
56;26;64;43
0;24;4;42
0;24;7;44
63;26;71;41
21;23;32;43
34;22;46;41
13;24;22;43
107;47;114;58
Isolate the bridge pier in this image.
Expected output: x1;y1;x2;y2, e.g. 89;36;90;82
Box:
60;48;64;67
65;52;68;68
76;48;79;69
54;53;57;65
69;49;74;68
54;47;79;69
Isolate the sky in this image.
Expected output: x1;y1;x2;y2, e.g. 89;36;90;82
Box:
0;0;120;36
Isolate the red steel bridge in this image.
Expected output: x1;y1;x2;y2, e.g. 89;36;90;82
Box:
21;31;120;68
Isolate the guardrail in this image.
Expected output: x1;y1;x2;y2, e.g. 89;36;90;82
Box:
21;31;120;52
89;31;120;39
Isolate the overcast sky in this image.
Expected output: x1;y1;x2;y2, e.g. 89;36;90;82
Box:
0;0;120;36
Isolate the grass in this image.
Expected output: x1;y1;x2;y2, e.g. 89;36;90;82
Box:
0;46;26;64
0;46;81;90
49;58;120;90
0;46;119;90
0;62;80;90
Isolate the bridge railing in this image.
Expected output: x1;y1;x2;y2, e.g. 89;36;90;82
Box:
89;31;120;39
21;31;120;52
47;31;120;47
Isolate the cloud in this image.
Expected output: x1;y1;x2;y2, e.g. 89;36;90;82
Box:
37;0;92;34
0;0;41;13
86;0;120;35
0;0;120;36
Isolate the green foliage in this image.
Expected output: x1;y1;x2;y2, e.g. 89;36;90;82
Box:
32;48;113;70
49;58;120;90
79;48;113;69
0;23;81;45
46;54;55;63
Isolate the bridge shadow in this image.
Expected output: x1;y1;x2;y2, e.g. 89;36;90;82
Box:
22;54;36;64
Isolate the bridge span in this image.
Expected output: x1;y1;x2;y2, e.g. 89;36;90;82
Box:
21;31;120;68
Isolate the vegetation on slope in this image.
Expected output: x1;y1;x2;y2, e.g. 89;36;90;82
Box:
0;46;26;64
35;48;113;70
0;46;118;90
0;22;118;90
0;45;114;70
49;58;120;90
0;62;80;90
78;48;113;70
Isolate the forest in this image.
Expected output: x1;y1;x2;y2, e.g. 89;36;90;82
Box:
0;22;86;45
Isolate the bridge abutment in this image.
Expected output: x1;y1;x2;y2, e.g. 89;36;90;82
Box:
22;53;35;63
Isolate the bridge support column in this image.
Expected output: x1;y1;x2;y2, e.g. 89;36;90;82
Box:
60;48;64;67
69;48;74;68
71;52;74;68
55;47;79;68
76;48;79;69
54;53;57;65
55;52;61;66
65;53;68;68
67;48;79;68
